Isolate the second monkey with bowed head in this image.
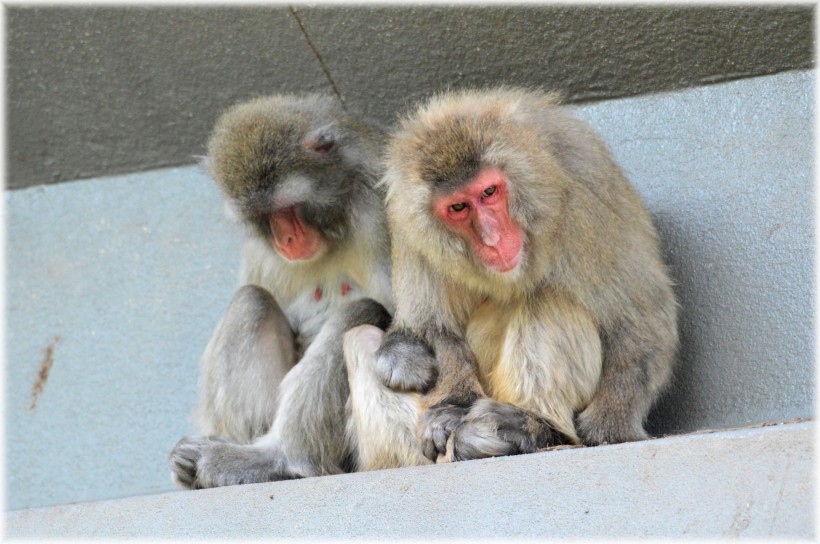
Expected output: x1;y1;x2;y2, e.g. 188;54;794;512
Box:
170;95;409;488
360;88;678;461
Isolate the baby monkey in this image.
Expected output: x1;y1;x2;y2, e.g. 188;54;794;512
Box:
367;88;678;461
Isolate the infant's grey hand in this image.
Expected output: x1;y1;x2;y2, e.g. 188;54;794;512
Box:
374;330;438;393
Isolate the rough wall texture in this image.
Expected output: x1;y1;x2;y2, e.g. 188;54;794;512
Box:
6;5;814;189
574;72;814;435
4;71;812;510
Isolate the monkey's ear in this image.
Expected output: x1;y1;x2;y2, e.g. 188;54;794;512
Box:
303;126;338;156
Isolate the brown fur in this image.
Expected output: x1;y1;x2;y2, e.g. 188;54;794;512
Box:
380;88;678;455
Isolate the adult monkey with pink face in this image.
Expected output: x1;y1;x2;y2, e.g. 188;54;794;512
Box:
364;88;678;461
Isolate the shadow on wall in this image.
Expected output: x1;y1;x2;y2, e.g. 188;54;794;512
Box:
647;210;701;436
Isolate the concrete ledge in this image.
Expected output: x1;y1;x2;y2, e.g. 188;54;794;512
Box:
5;422;814;539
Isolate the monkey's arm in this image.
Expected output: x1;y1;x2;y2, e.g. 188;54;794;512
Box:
375;244;483;397
374;248;488;461
379;326;488;462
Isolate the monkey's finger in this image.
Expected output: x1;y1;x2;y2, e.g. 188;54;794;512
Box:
436;434;456;464
421;432;438;461
419;403;469;461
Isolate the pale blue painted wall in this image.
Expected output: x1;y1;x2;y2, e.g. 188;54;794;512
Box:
4;70;814;510
6;167;242;509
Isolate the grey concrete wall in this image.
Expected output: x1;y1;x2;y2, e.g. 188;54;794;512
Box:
574;72;815;435
5;423;814;539
4;71;812;511
6;5;814;189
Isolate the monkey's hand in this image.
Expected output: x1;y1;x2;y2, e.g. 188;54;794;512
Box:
447;399;573;461
170;435;295;489
418;402;472;462
374;330;439;393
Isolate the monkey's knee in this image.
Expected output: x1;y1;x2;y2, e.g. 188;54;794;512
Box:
225;285;288;330
197;285;296;443
209;284;294;361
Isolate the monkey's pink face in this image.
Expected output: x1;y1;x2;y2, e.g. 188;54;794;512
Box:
268;206;325;262
432;168;523;273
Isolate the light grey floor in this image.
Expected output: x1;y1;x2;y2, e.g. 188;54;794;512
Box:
6;423;813;539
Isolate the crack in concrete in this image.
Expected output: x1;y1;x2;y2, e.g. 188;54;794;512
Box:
289;6;346;110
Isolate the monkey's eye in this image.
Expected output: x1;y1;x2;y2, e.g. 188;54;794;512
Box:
450;202;468;213
482;186;497;198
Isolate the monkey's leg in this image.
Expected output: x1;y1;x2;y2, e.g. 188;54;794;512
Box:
195;285;296;444
343;325;430;470
447;291;601;460
171;299;391;489
575;318;677;445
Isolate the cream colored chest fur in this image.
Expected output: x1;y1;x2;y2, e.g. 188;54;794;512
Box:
465;290;603;439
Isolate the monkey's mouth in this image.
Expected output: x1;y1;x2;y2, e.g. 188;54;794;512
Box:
268;206;325;262
479;246;522;273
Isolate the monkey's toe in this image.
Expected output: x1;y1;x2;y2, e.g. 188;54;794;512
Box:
170;435;233;490
170;436;206;489
575;404;649;446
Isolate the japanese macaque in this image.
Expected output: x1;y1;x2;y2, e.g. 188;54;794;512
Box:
367;88;678;461
170;95;419;488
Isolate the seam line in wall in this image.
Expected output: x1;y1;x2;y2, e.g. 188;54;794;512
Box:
289;6;347;110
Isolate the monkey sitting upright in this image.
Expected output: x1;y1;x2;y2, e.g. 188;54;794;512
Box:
172;88;679;489
170;95;398;488
358;87;679;461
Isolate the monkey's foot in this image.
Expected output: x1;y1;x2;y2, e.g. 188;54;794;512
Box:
375;330;439;393
449;399;573;461
419;402;471;462
170;435;298;489
575;402;649;446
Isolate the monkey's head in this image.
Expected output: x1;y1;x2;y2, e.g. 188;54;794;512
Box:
383;88;568;287
207;94;379;263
